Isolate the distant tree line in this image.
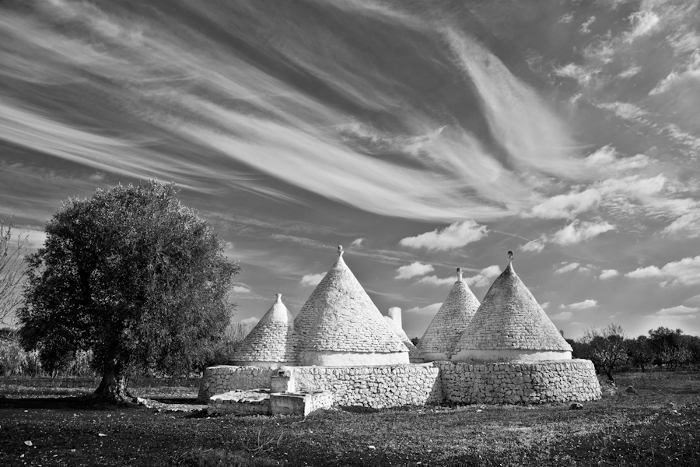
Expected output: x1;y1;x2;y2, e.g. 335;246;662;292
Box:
0;320;250;378
566;324;700;382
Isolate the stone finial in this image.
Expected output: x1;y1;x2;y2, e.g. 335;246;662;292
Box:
457;267;463;282
338;244;344;256
275;293;282;302
507;250;514;262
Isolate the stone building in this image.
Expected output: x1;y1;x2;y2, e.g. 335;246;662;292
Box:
200;249;601;410
230;293;296;367
384;307;422;363
418;268;480;361
293;246;409;366
451;252;573;362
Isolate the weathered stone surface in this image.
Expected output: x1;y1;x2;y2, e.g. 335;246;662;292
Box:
452;261;572;362
419;272;479;361
208;389;271;415
269;392;334;416
198;366;276;402
199;363;441;409
436;359;601;404
231;294;297;365
287;364;442;409
294;248;408;365
200;359;601;408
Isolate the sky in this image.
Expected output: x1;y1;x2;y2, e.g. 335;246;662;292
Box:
1;0;699;339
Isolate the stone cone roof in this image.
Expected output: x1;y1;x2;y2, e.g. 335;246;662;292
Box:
383;316;423;363
418;268;480;359
294;247;407;355
232;294;297;363
453;259;572;353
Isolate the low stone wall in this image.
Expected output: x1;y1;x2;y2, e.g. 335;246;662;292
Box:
199;360;600;407
286;364;442;409
436;359;601;404
198;365;276;401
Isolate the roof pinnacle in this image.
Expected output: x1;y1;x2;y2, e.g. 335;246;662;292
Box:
275;293;282;302
457;267;463;282
338;244;344;257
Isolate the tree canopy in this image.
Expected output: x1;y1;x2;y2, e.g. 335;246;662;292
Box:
19;182;238;401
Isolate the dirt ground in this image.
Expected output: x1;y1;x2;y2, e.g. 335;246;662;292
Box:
1;371;699;466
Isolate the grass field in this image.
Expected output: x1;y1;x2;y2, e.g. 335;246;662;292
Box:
1;371;699;466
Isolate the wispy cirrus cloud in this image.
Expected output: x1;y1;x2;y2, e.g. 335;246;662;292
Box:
626;255;700;287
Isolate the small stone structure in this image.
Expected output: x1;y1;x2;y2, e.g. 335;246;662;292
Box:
208;389;271;415
419;268;480;361
198;365;276;401
208;389;334;416
269;392;335;416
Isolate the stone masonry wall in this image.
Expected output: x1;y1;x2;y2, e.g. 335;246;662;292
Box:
436;359;601;404
287;364;442;409
198;365;277;401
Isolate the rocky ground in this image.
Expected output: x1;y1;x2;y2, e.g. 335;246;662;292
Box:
0;371;698;466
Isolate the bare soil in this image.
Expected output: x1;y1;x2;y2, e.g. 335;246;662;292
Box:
1;371;698;466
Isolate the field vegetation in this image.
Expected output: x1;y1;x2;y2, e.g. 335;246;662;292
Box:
1;371;698;466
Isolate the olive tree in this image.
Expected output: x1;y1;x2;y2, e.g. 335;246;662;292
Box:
19;182;238;402
584;323;628;383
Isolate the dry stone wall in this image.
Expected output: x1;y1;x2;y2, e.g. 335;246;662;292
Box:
198;365;276;401
287;364;442;409
436;359;601;404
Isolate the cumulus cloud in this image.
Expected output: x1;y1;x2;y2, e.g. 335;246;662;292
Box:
395;262;434;280
656;305;698;317
550;220;615;245
599;269;619;280
405;302;442;315
399;220;488;251
300;273;325;287
626;255;700;286
232;284;251;294
465;265;501;288
561;299;598;310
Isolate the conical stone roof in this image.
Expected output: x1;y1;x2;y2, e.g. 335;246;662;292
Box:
294;246;408;365
418;268;480;361
452;253;572;362
231;294;296;365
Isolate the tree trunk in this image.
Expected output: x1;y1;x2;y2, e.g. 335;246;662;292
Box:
94;362;133;403
605;367;615;384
